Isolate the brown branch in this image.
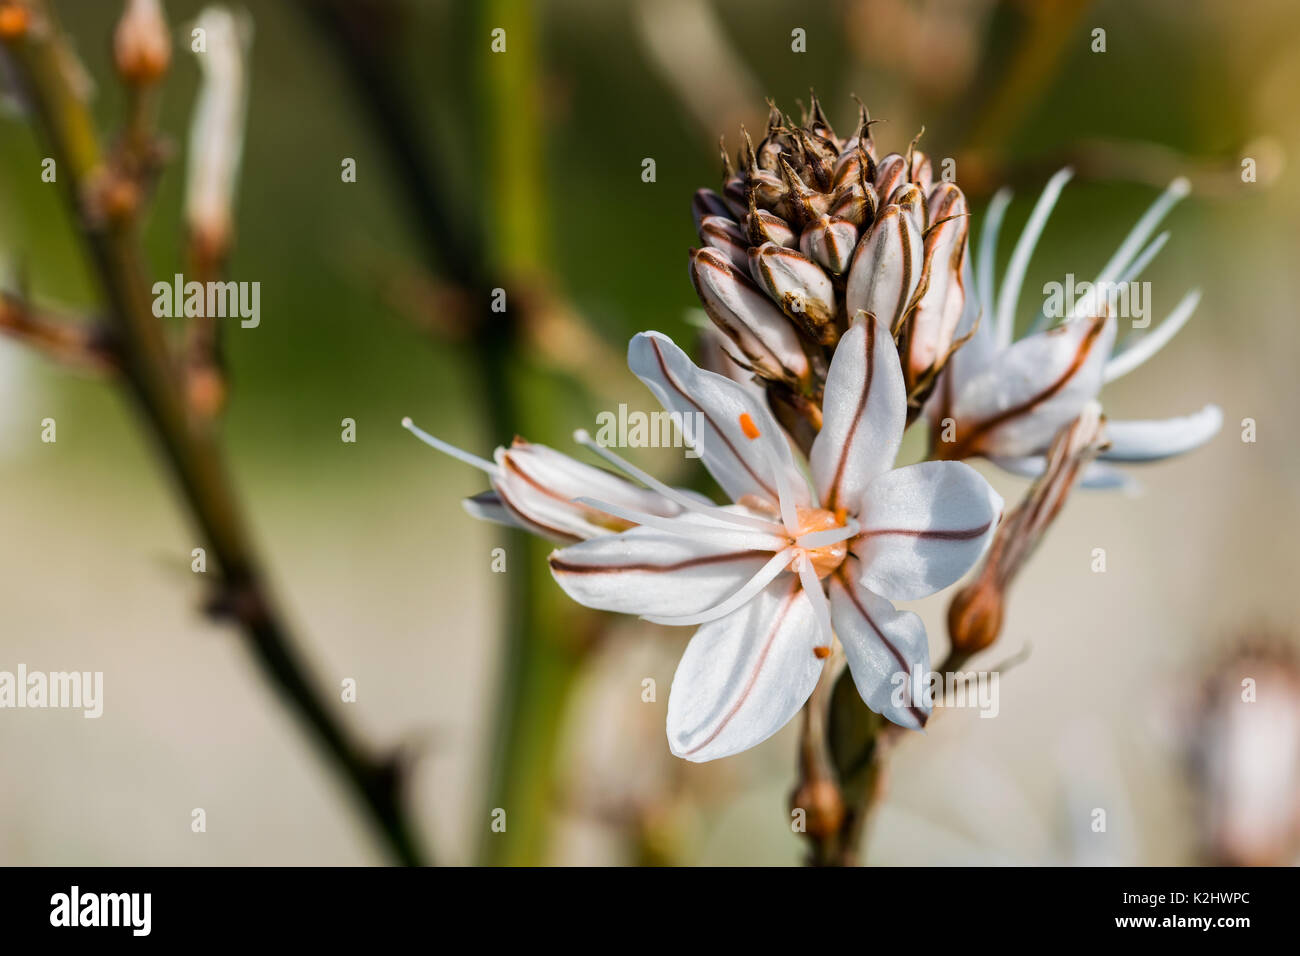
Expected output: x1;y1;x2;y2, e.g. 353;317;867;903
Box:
1;0;426;866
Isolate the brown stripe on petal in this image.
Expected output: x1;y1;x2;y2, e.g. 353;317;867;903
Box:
825;316;876;512
858;519;992;541
549;550;761;576
893;212;912;327
833;564;928;728
649;337;778;501
949;315;1107;460
682;577;803;757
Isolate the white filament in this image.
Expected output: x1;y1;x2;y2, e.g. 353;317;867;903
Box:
401;417;498;474
643;547;795;626
571;429;783;534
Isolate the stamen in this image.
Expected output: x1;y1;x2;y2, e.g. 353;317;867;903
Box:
572;497;789;552
1090;178;1190;293
1028;231;1170;336
795;518;860;550
737;412;802;534
1103;289;1201;383
571;429;783;535
977;188;1012;335
739;413;761;439
796;557;835;656
995;167;1073;349
401;417;498;474
643;547;795;626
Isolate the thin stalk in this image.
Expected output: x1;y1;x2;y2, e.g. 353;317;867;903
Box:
3;5;425;866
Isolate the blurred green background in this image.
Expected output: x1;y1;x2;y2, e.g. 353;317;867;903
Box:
1;0;1298;864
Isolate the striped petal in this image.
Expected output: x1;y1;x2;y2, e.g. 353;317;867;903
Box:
809;312;907;512
852;460;1003;601
829;561;931;731
948;314;1115;459
667;576;822;761
1099;404;1222;462
628;331;812;511
491;440;687;542
548;516;775;618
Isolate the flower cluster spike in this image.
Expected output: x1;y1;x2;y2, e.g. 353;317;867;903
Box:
689;95;967;421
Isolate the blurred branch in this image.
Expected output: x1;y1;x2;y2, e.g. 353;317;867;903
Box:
1;0;426;866
294;0;591;865
0;291;115;370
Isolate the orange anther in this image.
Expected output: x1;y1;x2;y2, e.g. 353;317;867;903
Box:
739;413;760;439
813;646;831;659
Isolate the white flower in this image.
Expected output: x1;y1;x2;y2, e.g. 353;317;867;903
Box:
545;319;1001;760
404;318;1003;761
928;169;1222;488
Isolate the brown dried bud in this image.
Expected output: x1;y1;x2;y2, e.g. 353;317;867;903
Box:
947;575;1004;656
789;778;845;840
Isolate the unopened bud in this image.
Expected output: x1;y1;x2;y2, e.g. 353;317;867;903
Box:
689;246;810;387
845;204;923;331
789;778;845;840
114;0;171;86
699;214;749;270
874;153;908;201
799;214;858;275
749;241;838;342
947;575;1004;656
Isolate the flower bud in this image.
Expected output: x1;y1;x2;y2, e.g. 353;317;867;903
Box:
775;156;832;228
889;182;927;232
689;247;810;387
832;141;874;192
699;214;749;270
906;183;969;385
114;0;171;86
692;188;733;229
946;575;1004;657
845;204;923;332
799;214;858;276
909;149;934;193
749;241;838;343
185;8;251;261
874;152;907;201
829;179;878;228
745;197;796;248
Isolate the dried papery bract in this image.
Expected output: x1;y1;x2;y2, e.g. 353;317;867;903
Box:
948;402;1109;659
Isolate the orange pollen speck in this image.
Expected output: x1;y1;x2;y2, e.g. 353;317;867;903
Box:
738;413;760;439
813;646;831;660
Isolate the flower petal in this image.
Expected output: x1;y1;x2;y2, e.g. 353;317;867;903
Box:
548;516;776;617
947;313;1115;458
809;312;907;512
987;455;1138;491
492;440;684;542
628;331;812;510
853;460;1003;601
829;562;931;730
667;576;822;761
1099;404;1222;462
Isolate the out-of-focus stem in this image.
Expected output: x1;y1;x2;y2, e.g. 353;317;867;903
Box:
3;2;426;867
293;0;585;864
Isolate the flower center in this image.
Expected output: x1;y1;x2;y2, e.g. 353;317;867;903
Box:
794;506;849;579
